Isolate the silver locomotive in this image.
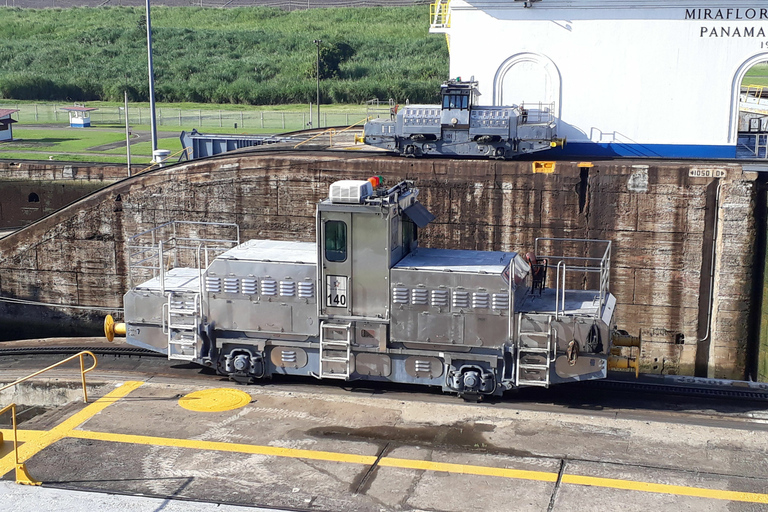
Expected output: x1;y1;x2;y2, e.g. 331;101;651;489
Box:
107;178;637;398
362;79;565;159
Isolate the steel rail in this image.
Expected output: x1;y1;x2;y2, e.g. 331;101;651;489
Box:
1;345;767;402
0;350;97;403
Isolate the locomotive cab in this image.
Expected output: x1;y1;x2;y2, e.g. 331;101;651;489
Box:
440;79;479;128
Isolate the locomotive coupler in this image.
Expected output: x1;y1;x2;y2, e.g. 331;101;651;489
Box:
447;365;495;395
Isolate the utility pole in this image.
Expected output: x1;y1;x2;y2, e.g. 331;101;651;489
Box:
314;39;322;129
145;0;158;157
125;91;132;177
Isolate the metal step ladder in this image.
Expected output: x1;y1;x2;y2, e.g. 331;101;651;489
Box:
515;313;555;388
164;292;200;361
319;322;352;380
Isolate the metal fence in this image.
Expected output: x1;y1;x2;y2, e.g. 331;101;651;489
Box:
0;103;369;132
2;0;429;8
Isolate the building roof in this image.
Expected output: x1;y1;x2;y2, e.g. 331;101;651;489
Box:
60;106;98;112
0;109;20;118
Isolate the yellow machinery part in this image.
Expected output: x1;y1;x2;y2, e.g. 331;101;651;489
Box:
612;331;642;347
608;355;640;379
549;137;567;148
104;314;126;342
16;463;41;486
532;161;556;174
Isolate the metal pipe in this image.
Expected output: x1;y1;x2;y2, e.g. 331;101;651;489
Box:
698;179;722;347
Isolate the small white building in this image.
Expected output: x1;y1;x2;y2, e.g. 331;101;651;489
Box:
431;0;768;158
0;109;19;142
61;105;98;128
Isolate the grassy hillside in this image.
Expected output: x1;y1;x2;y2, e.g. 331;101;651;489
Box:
0;5;448;104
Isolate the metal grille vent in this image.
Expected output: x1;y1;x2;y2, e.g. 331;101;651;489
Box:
452;291;470;309
279;281;296;297
472;292;490;309
261;279;277;296
298;281;314;298
281;350;297;363
411;288;428;305
414;360;432;373
205;276;221;293
241;278;258;295
492;293;509;310
223;277;240;294
392;287;409;304
431;289;449;307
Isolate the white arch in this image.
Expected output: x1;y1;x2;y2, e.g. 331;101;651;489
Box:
729;52;768;144
493;52;562;117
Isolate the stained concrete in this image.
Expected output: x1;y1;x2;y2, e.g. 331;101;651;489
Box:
2;377;768;511
0;152;761;379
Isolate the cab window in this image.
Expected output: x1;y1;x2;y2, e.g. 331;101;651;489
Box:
325;221;347;262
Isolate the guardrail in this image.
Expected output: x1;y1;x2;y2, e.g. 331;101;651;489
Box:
0;351;98;485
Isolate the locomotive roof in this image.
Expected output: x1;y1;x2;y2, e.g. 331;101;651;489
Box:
216;239;317;264
393;247;516;273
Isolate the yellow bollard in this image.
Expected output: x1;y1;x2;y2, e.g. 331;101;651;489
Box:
104;314;126;342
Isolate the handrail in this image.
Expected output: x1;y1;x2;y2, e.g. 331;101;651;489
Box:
0;404;41;485
0;351;98;404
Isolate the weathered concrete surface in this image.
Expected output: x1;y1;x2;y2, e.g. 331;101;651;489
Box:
2;377;768;511
0;151;760;379
0;159;127;228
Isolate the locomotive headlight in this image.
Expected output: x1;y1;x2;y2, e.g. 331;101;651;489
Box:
451;117;458;126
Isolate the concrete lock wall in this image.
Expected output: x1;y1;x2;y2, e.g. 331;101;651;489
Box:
443;0;768;158
0;160;127;229
0;153;761;380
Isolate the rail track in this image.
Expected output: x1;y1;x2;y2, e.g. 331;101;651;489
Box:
2;342;767;405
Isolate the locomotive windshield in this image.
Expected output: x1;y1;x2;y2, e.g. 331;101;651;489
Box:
325;220;347;262
442;94;469;110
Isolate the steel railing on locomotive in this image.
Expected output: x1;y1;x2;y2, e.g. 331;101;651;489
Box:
361;79;566;159
106;177;638;398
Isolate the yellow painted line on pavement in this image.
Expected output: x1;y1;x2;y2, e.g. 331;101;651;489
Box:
68;430;377;465
378;457;558;482
0;381;143;478
64;428;768;504
0;429;46;443
561;474;768;504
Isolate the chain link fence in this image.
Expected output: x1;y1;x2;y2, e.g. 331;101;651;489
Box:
2;0;429;9
0;103;370;132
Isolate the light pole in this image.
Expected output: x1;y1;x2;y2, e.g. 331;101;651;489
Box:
145;0;158;158
314;39;321;129
123;92;132;177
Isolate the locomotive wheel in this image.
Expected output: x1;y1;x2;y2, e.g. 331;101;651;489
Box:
404;145;416;157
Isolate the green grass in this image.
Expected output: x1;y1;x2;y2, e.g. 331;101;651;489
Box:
0;127;169;164
743;63;768;87
0;6;448;105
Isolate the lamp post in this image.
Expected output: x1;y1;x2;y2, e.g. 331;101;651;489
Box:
145;0;158;158
314;39;321;129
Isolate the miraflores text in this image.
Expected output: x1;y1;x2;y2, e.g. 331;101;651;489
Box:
686;8;768;20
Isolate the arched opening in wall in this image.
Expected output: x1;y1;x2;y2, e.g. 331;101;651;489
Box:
733;54;768;159
28;193;40;203
493;53;561;119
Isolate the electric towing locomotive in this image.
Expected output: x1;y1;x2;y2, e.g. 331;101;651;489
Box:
105;178;639;398
361;79;566;159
